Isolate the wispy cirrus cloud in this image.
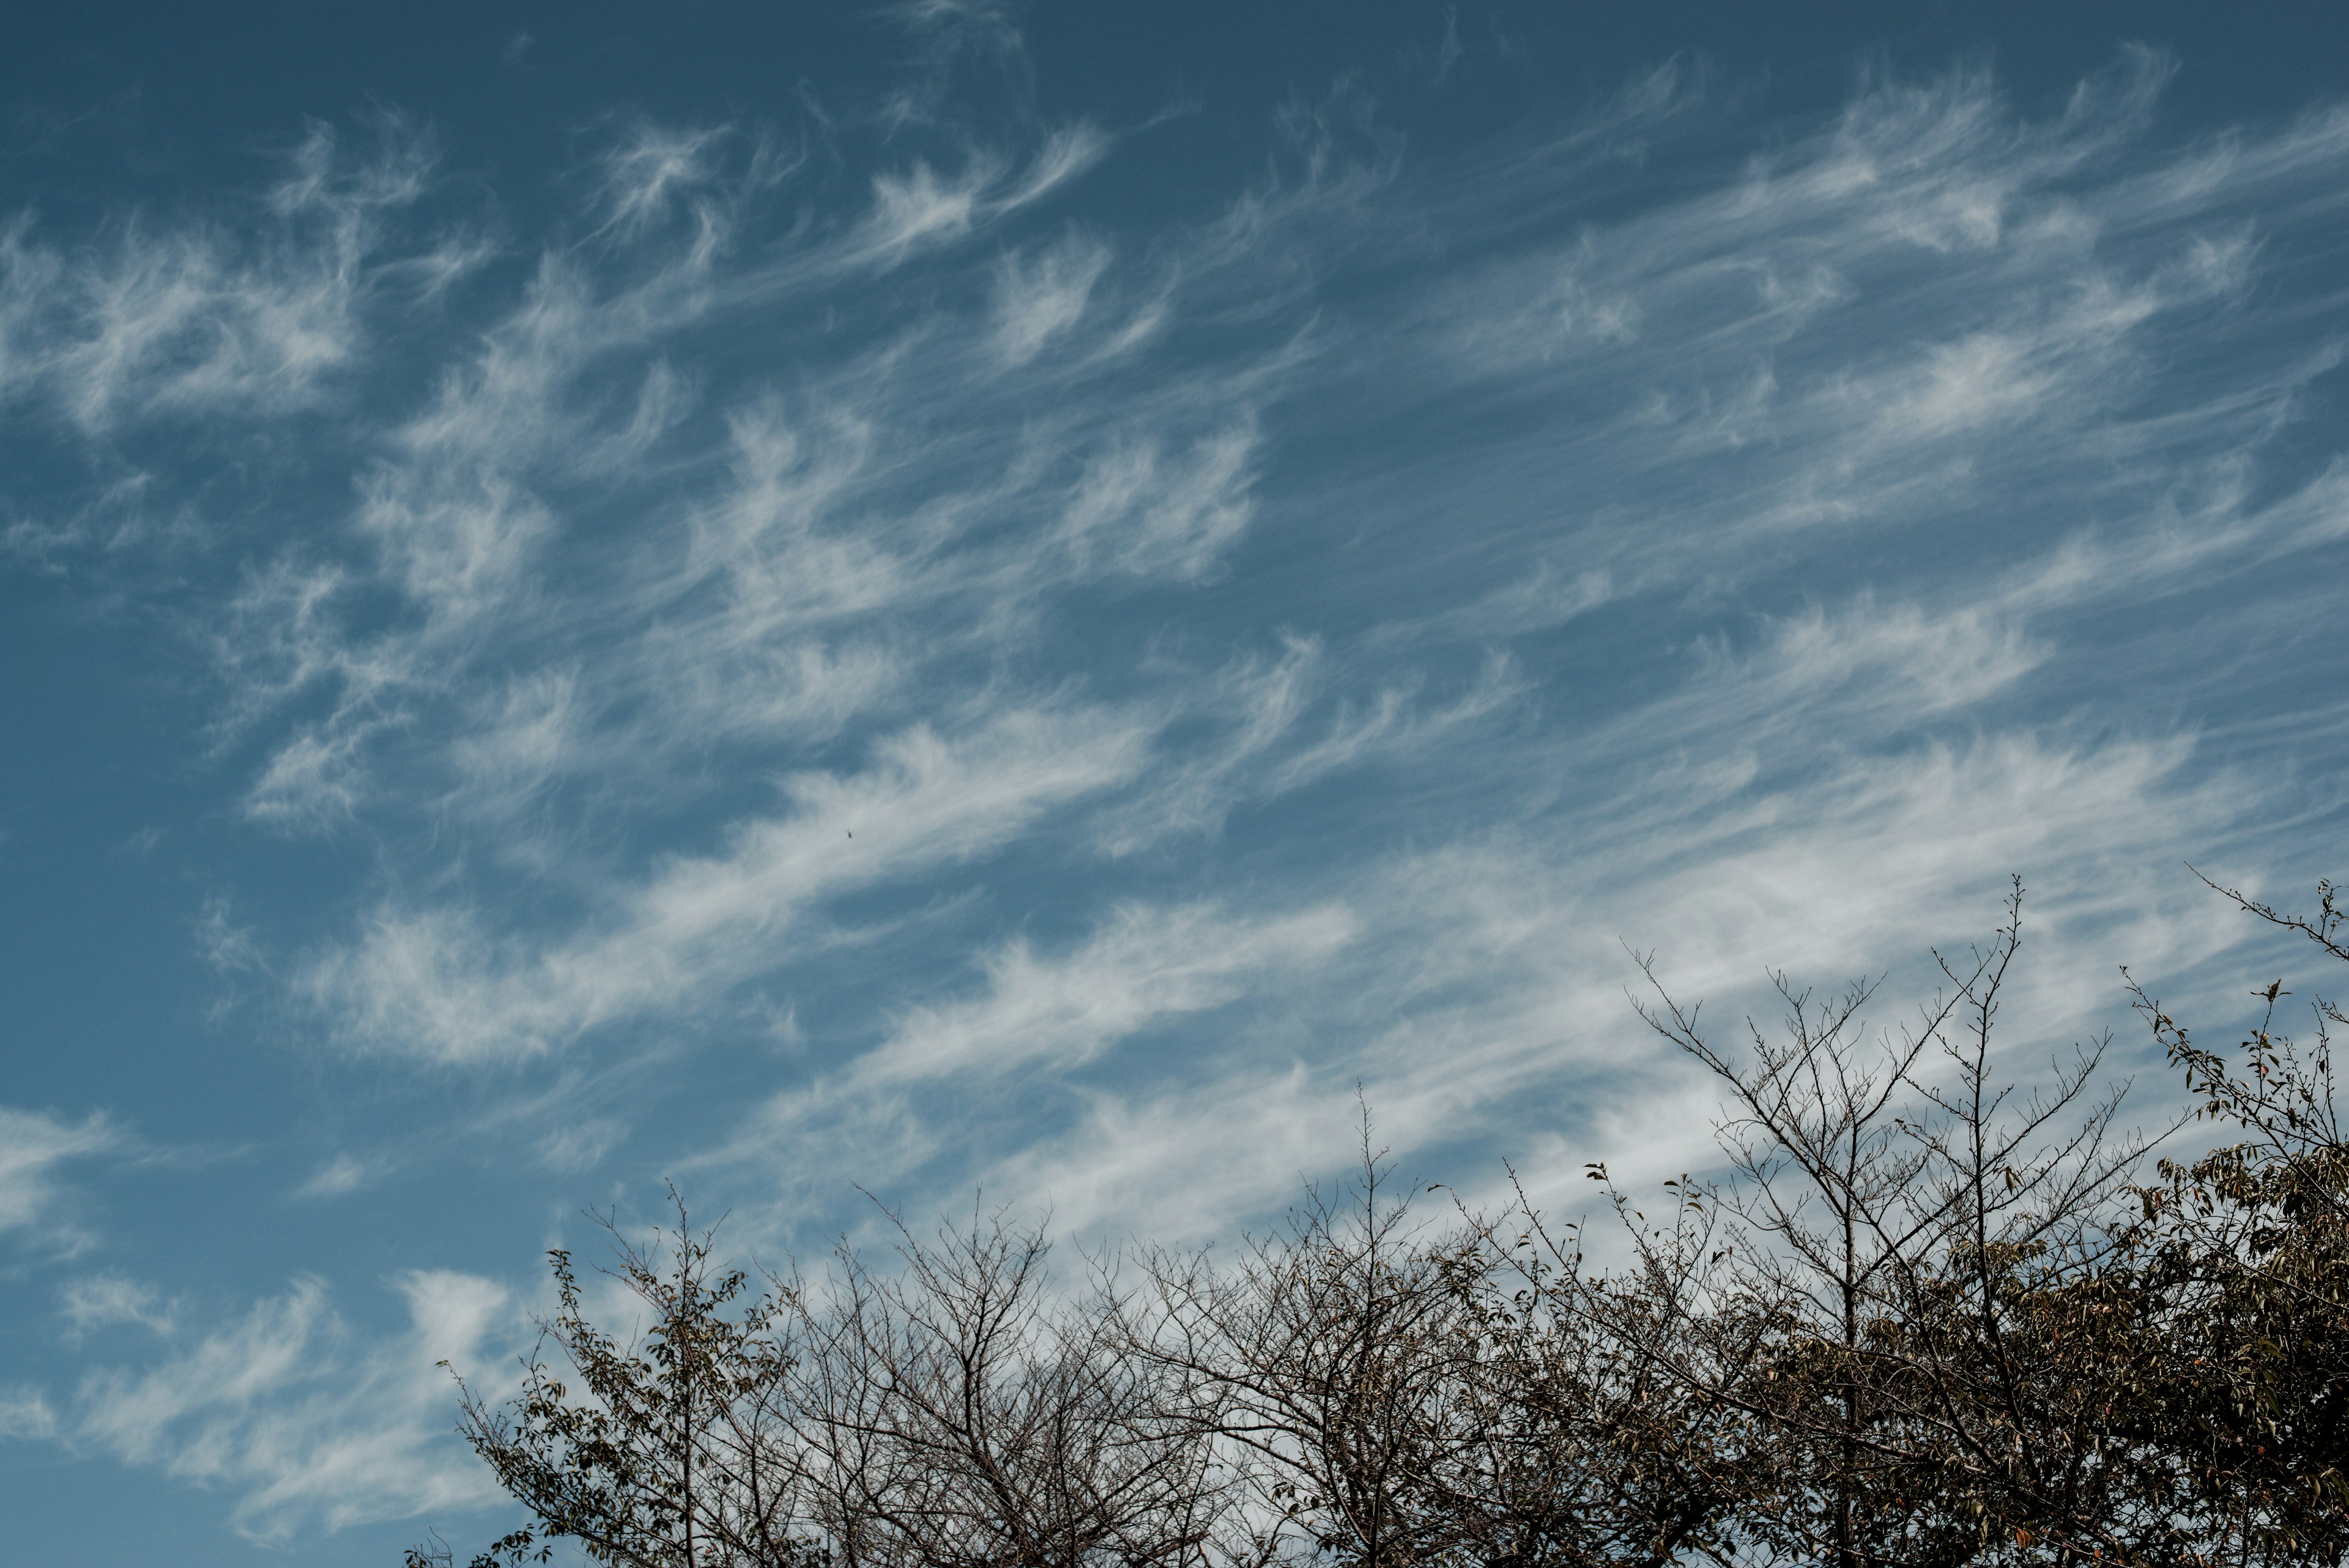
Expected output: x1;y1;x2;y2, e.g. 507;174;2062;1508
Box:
24;39;2336;1111
7;34;2349;1551
121;46;2349;1159
59;1273;179;1342
64;1271;524;1544
731;898;1360;1192
297;706;1156;1062
0;117;462;435
0;1105;123;1255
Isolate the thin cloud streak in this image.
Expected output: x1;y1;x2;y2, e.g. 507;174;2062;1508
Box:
0;1105;123;1254
297;707;1156;1062
65;1271;525;1544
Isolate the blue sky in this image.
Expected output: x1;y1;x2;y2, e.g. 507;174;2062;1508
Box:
2;2;2346;1561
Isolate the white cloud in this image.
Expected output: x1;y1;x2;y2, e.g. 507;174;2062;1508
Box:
291;1154;380;1201
128;54;2345;1229
734;899;1359;1191
856;126;1104;266
0;1105;122;1252
1650;595;2049;748
179;122;1280;840
592;123;729;237
991;234;1111;366
0;1386;58;1441
65;1271;524;1543
59;1273;177;1340
1270;652;1525;793
879;901;1356;1080
943;724;2249;1247
0;119;453;434
867;160;994;256
300;707;1154;1062
1058;423;1261;580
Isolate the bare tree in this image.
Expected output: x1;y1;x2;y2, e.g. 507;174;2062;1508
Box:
1586;883;2161;1566
1132;1129;1484;1568
414;871;2349;1568
421;1196;1238;1568
1439;1191;1770;1568
787;1200;1238;1568
1131;1118;1753;1568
